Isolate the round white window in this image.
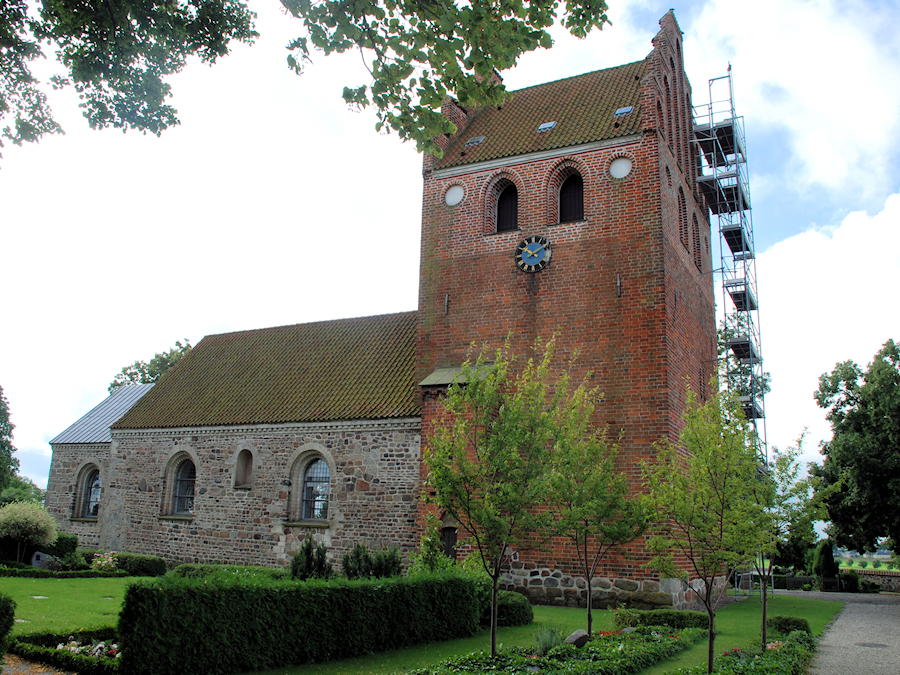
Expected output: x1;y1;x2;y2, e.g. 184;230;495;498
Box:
609;157;633;179
445;185;465;206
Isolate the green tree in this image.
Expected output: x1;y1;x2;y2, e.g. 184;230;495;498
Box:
426;338;573;657
811;339;900;552
3;1;611;161
548;420;647;635
0;501;57;562
643;387;765;674
0;475;45;505
1;0;257;160
109;339;192;392
0;386;21;493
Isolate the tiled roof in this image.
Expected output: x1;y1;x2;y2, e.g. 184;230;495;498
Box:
112;312;420;430
51;383;154;444
435;60;647;170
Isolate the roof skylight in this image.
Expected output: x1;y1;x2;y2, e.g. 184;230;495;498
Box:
614;106;634;117
537;121;557;132
465;136;485;147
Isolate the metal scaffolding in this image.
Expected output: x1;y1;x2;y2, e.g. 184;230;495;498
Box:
693;67;767;460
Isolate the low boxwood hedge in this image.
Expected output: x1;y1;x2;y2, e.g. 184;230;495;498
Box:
10;628;119;675
0;568;127;578
118;571;480;675
767;615;811;635
78;550;166;576
0;593;14;656
494;590;533;627
613;608;709;630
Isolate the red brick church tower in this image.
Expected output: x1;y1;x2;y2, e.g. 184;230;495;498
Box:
416;11;715;608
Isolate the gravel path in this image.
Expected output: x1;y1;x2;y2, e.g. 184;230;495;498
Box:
778;590;900;675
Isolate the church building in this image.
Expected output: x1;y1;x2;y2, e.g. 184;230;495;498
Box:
45;12;715;609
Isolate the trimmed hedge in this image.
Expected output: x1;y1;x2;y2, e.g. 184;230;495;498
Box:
43;532;79;559
77;549;166;576
767;615;811;635
10;628;118;675
0;593;15;656
495;590;533;626
171;563;290;580
118;572;480;675
613;608;709;630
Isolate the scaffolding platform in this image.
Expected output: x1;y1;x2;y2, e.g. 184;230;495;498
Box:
721;221;752;254
727;336;760;363
697;174;751;214
725;279;758;312
739;395;764;420
694;119;746;167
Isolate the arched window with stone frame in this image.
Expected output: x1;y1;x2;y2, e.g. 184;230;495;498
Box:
287;449;334;523
172;458;196;515
75;464;102;519
234;448;253;488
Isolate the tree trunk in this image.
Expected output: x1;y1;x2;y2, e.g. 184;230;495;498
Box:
490;572;500;657
760;568;769;650
707;608;716;674
586;576;593;635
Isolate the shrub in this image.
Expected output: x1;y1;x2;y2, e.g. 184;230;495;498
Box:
860;579;881;593
802;583;812;591
291;537;334;580
532;624;566;657
840;570;860;592
43;532;78;559
408;513;456;575
0;502;57;562
494;590;533;627
613;608;709;630
0;593;15;657
767;615;811;635
115;553;166;577
118;572;479;675
341;542;401;579
858;560;868;569
47;550;89;571
812;540;839;578
872;560;882;569
91;551;119;572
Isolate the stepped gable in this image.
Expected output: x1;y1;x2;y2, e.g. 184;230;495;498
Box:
112;311;420;429
434;59;647;170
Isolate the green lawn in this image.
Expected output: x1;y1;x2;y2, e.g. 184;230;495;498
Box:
0;577;131;635
636;592;843;674
0;578;844;675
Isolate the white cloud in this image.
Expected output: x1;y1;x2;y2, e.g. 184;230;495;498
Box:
758;191;900;466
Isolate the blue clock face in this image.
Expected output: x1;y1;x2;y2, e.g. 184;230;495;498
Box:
515;235;552;273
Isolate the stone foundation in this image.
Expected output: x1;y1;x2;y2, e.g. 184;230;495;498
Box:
501;562;705;610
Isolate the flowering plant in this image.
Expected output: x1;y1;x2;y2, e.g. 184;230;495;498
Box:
90;551;119;572
766;640;785;650
56;637;120;659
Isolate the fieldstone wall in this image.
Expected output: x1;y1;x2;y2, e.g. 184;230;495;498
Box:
501;561;712;610
101;418;422;567
45;443;109;549
857;569;900;592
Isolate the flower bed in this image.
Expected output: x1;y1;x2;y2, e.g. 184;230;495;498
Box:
673;630;815;674
9;628;120;675
407;625;707;674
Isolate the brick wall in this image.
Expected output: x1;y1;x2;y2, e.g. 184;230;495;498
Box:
415;12;714;604
99;419;421;567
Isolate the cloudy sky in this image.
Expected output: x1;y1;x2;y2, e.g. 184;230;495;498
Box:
1;0;898;487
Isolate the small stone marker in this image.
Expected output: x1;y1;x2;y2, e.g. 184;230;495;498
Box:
565;629;590;648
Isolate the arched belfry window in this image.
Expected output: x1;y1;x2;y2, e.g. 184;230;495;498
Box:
692;214;702;271
302;458;330;520
81;468;101;518
678;188;688;249
496;184;518;232
559;174;584;223
173;459;196;514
